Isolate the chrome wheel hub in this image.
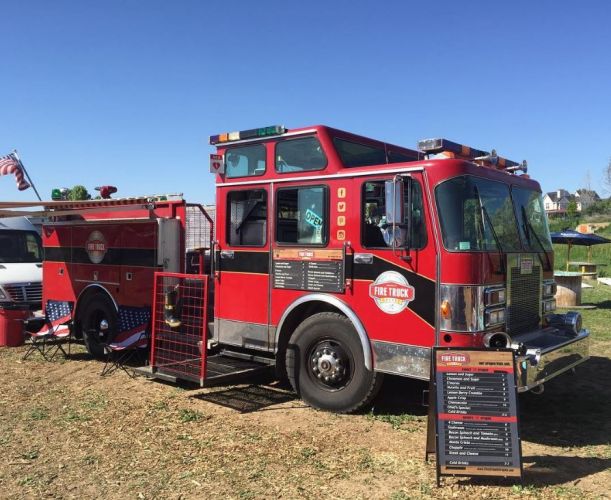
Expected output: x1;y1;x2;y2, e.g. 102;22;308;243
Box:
310;341;349;387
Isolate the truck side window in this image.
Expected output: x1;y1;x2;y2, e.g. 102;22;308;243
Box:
333;138;386;167
226;190;267;246
361;180;427;249
275;137;327;173
276;186;328;245
225;144;266;178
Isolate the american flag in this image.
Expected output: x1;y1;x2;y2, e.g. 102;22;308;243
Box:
37;300;73;337
0;153;30;191
110;306;151;349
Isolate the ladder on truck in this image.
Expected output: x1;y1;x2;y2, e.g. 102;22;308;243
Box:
140;272;271;386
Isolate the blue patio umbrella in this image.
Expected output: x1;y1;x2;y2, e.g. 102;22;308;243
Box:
550;229;611;269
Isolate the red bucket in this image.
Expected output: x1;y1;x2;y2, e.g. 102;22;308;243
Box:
0;309;28;347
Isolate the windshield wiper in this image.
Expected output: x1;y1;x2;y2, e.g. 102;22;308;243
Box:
474;186;506;275
520;206;552;271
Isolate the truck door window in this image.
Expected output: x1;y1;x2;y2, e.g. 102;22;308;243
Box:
226;190;267;246
275;137;327;173
225;144;266;178
362;180;427;249
276;186;328;245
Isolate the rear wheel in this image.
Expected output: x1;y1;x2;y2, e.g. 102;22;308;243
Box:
286;312;383;413
80;294;118;358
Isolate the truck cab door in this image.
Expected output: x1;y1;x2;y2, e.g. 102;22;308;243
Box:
214;187;271;351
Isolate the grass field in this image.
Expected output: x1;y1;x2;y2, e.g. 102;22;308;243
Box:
1;282;609;499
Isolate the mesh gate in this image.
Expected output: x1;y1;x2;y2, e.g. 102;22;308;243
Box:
150;272;209;385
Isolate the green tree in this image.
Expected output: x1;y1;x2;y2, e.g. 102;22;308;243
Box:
566;199;578;220
68;185;90;200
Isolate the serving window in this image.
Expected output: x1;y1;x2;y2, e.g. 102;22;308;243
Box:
276;186;328;245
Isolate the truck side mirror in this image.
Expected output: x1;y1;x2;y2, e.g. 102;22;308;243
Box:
385;178;405;225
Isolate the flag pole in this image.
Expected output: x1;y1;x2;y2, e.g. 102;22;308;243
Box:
12;150;42;201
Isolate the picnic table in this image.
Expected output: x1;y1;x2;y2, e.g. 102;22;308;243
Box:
567;261;607;278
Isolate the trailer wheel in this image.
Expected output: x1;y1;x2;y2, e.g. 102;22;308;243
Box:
286;312;383;413
80;294;117;358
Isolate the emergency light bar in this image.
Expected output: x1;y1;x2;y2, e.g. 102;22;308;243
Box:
209;125;286;145
418;138;488;159
418;138;527;173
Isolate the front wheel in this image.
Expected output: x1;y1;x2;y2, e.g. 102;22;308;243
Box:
80;294;118;358
286;312;383;413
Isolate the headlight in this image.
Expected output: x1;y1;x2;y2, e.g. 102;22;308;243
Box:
543;280;557;298
542;298;556;313
485;286;506;306
485;307;506;327
0;286;8;301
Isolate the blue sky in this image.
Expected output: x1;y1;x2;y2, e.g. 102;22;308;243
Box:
1;0;610;204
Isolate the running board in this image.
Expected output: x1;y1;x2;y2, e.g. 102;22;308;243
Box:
134;354;272;387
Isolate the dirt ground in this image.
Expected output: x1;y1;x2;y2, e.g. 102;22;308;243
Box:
0;340;609;500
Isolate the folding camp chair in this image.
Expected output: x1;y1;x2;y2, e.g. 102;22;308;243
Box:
100;329;149;377
23;316;71;361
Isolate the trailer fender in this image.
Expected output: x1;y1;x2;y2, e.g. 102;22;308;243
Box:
275;294;373;371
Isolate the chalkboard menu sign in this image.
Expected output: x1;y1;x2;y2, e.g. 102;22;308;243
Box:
431;348;522;482
273;248;344;293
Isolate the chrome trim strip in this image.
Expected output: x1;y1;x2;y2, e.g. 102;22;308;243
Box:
371;341;430;379
216;318;271;352
274;294;372;371
422;170;442;345
216;166;425;187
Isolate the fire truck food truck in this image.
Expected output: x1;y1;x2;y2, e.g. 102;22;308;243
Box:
1;125;589;413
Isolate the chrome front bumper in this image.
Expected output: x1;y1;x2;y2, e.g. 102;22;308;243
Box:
513;327;590;392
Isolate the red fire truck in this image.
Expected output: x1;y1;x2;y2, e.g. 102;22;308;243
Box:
1;124;589;413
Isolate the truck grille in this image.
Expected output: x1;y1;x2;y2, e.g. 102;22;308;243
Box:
507;258;541;335
4;283;43;304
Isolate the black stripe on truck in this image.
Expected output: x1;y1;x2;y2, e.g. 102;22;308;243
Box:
44;247;157;267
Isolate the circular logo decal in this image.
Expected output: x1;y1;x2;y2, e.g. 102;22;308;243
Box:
368;271;415;314
86;231;107;264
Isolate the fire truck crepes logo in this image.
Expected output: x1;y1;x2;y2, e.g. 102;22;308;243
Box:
439;353;470;366
368;271;415;314
86;231;107;264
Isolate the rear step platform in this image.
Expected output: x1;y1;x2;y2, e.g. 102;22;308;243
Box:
133;354;273;387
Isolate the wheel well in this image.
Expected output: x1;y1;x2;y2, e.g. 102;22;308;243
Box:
73;286;117;337
275;301;345;379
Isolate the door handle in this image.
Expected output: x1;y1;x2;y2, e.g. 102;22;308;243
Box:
220;250;235;260
354;253;374;264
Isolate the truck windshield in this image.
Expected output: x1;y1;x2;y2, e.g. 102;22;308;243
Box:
0;230;43;263
511;187;553;251
436;176;522;252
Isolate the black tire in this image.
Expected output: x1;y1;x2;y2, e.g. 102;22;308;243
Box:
286;312;383;413
79;293;118;358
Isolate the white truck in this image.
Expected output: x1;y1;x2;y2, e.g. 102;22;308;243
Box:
0;217;43;311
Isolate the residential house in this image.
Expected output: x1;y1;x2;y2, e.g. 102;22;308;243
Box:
574;189;600;212
543;189;571;216
543;188;601;216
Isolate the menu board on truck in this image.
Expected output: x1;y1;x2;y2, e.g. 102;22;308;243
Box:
431;347;523;483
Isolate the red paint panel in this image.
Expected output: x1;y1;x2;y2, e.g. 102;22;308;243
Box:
215;273;269;324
